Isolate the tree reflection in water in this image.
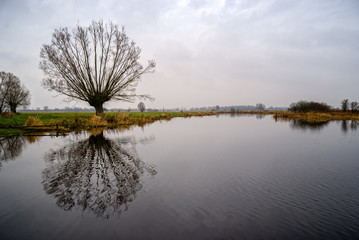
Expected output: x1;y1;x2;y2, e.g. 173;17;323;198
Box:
288;119;359;133
289;120;330;131
0;136;27;169
42;131;156;219
351;120;359;130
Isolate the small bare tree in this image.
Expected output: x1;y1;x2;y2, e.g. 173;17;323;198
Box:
0;72;15;113
351;101;358;113
256;103;265;111
40;20;155;115
0;72;30;113
137;102;145;112
6;78;30;113
341;99;349;112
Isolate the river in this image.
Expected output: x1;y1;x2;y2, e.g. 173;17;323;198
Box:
1;114;359;239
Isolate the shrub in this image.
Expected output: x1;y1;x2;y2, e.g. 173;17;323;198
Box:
70;116;86;128
58;118;70;126
87;115;108;127
116;113;130;122
24;116;43;126
289;101;331;112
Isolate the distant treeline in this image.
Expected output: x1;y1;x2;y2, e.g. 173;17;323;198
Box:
289;99;359;113
288;101;331;112
20;105;287;113
189;105;286;112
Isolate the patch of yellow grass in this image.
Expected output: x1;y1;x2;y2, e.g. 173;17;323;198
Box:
24;116;43;126
273;111;359;123
87;115;108;127
115;113;130;124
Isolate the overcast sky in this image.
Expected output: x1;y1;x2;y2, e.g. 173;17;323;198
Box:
0;0;358;110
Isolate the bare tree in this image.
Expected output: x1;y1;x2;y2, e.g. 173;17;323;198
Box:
256;103;265;111
351;101;358;113
0;72;30;113
137;102;145;112
0;72;15;113
40;20;156;115
6;79;30;113
341;99;349;112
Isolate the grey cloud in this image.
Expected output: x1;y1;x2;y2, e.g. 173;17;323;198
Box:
0;0;358;109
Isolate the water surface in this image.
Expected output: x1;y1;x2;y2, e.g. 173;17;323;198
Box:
1;115;359;239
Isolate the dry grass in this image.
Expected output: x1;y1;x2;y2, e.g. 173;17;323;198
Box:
273;111;359;123
0;111;217;136
87;115;108;127
24;116;44;126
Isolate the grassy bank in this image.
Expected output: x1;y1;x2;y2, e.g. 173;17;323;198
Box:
1;110;357;136
216;110;359;122
0;111;216;136
273;111;359;123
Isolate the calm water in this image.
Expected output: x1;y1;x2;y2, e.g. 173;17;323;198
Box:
1;115;359;240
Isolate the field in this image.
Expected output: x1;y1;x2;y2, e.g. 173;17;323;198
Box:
1;110;358;136
0;111;216;136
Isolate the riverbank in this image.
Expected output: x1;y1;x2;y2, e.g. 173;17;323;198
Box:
220;110;359;122
1;110;358;136
272;111;359;122
0;111;216;136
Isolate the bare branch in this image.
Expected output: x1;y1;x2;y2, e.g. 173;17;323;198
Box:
40;20;155;115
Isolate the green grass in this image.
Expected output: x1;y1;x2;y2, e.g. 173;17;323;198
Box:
2;110;357;136
0;112;94;126
0;128;25;137
0;111;216;136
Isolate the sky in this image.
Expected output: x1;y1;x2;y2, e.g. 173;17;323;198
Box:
0;0;358;110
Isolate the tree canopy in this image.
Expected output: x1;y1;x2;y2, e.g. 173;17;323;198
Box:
40;20;155;115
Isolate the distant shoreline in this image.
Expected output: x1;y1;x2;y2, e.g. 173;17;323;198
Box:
0;110;358;137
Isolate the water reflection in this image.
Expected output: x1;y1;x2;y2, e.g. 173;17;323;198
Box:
351;120;359;130
341;120;349;133
275;118;359;133
340;120;359;134
0;136;27;169
42;131;156;219
220;113;267;119
255;114;266;120
289;120;330;131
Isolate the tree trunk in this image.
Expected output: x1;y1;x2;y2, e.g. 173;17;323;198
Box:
94;104;104;116
10;104;17;113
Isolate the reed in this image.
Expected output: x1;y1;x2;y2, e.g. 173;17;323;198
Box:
273;111;359;123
